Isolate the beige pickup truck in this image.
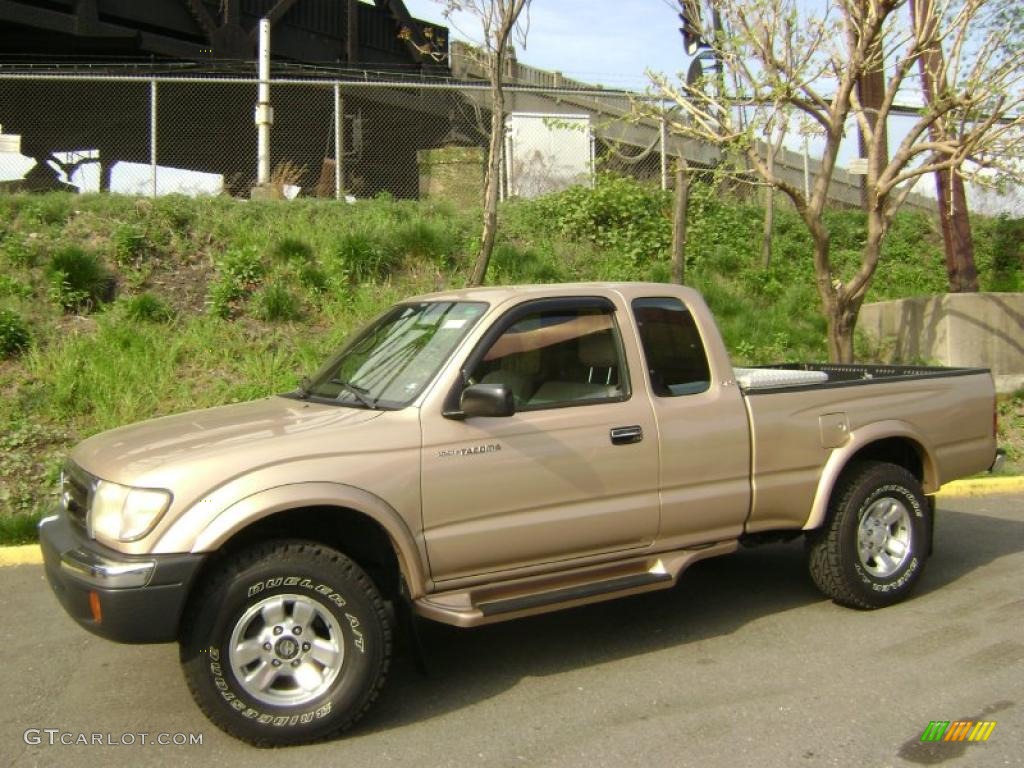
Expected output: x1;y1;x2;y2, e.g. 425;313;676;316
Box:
39;283;999;745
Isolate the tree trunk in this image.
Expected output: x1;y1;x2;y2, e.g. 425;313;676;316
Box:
671;161;689;284
761;183;774;270
935;168;979;292
826;303;857;364
911;0;979;294
470;72;505;286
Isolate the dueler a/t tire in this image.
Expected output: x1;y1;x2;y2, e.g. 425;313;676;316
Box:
179;541;391;747
807;461;931;609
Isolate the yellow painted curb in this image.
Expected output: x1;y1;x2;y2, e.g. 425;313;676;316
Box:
0;544;42;566
936;476;1024;498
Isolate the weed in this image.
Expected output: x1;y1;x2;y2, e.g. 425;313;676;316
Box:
253;282;302;322
0;275;33;299
1;234;36;268
111;223;147;267
218;246;265;285
0;309;31;357
124;293;174;323
45;246;113;312
327;229;396;281
268;237;315;264
206;278;246;319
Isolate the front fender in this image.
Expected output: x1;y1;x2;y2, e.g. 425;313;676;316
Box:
803;420;939;531
158;482;429;597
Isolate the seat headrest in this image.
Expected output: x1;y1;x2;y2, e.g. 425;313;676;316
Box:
579;331;617;367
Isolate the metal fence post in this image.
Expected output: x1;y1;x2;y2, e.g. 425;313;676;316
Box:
660;115;668;191
256;19;272;186
334;81;343;199
150;78;158;198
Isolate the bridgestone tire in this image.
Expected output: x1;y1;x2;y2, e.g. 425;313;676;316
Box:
807;461;931;609
180;541;391;746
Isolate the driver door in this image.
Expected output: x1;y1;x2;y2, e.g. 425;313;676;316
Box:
420;298;660;582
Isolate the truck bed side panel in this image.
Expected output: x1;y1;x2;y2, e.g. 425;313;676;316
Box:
743;371;995;532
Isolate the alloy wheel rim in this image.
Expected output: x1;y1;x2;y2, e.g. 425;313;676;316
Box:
857;497;912;578
228;593;344;707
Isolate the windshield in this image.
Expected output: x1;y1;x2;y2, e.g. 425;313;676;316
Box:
303;301;488;409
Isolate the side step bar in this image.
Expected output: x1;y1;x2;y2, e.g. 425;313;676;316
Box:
479;570;672;617
414;540;737;627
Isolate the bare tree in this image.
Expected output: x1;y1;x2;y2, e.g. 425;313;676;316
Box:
649;0;1024;362
440;0;533;286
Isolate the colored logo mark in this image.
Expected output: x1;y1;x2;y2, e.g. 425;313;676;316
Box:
920;720;997;742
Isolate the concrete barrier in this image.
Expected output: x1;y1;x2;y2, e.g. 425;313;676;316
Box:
859;293;1024;394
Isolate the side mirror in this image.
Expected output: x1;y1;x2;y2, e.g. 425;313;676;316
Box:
460;383;515;418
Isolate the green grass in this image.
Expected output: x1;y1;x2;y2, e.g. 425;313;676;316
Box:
0;183;1020;544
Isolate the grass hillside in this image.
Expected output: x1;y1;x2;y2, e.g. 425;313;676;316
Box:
1;177;1021;542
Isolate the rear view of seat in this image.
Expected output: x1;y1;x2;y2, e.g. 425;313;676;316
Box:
529;331;622;405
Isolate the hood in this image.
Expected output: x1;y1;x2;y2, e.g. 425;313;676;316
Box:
71;396;384;487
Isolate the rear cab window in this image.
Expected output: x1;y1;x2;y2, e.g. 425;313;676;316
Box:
632;297;711;396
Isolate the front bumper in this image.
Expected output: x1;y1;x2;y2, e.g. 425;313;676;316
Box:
39;512;206;644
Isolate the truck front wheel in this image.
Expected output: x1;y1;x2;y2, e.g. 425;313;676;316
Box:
807;461;931;609
179;541;391;746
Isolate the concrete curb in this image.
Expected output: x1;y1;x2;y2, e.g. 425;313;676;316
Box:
935;475;1024;498
1;476;1021;567
0;544;42;567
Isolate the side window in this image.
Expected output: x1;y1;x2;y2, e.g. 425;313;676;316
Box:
468;305;628;409
632;297;711;396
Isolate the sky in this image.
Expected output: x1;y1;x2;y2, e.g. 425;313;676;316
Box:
403;0;687;90
402;0;1022;215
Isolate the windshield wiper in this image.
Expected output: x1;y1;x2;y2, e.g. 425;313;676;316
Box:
329;378;376;409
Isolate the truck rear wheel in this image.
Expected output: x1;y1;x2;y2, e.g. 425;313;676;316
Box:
180;541;391;746
807;461;930;609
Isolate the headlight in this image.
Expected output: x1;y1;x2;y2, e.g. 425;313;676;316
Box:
89;480;173;544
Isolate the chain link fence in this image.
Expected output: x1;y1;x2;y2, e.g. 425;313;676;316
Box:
0;73;668;203
0;72;934;211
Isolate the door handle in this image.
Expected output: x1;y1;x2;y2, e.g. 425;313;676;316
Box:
610;425;643;445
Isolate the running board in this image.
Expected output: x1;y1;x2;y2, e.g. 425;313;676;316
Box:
414;540;737;627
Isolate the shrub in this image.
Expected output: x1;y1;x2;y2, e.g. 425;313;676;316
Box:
532;174;672;262
253;282;302;322
124;293;173;323
44;246;112;312
0;308;31;358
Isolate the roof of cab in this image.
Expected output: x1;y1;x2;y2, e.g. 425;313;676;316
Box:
404;282;697;305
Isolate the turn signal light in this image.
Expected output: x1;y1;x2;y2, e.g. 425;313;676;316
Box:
88;590;102;624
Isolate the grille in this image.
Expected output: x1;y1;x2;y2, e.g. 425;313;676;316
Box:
61;462;94;532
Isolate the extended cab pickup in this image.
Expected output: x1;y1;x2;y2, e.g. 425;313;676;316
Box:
39;283;999;745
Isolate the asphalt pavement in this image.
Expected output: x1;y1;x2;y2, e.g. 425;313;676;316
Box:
1;491;1022;768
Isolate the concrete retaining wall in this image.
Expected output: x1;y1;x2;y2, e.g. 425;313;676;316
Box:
859;293;1024;393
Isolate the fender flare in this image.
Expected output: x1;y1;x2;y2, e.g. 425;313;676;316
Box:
803;420;939;531
168;482;429;597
